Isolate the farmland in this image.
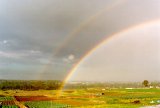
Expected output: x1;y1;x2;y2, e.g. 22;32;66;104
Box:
0;80;160;108
0;96;19;108
0;88;160;108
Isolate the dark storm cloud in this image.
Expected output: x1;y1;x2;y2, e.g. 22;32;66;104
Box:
0;0;115;79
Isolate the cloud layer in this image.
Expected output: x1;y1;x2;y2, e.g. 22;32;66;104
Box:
0;0;160;80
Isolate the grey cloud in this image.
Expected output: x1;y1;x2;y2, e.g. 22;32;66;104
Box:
0;0;115;54
0;0;160;80
56;0;160;58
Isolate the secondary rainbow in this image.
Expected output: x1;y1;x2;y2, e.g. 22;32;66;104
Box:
37;0;126;79
53;0;126;56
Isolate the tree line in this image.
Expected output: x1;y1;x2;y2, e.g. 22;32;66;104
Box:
0;80;62;90
0;80;159;90
65;81;160;89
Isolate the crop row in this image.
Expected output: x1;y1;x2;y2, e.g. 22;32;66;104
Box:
14;96;53;101
24;101;71;108
1;105;19;108
0;101;16;106
0;97;14;101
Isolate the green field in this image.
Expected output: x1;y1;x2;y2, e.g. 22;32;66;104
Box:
0;96;14;101
25;101;71;108
0;88;160;108
1;105;19;108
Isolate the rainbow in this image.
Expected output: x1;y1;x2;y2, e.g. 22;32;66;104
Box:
60;18;160;92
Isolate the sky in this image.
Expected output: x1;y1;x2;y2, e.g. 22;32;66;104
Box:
0;0;160;81
70;22;160;82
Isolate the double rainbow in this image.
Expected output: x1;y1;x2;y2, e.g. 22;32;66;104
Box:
51;19;160;96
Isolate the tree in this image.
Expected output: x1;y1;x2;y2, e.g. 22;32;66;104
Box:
142;80;149;87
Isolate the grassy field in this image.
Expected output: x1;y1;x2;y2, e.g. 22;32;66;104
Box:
0;88;160;108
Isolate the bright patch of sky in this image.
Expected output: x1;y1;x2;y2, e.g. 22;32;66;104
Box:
70;22;160;82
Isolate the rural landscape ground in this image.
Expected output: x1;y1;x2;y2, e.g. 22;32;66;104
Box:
0;80;160;108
